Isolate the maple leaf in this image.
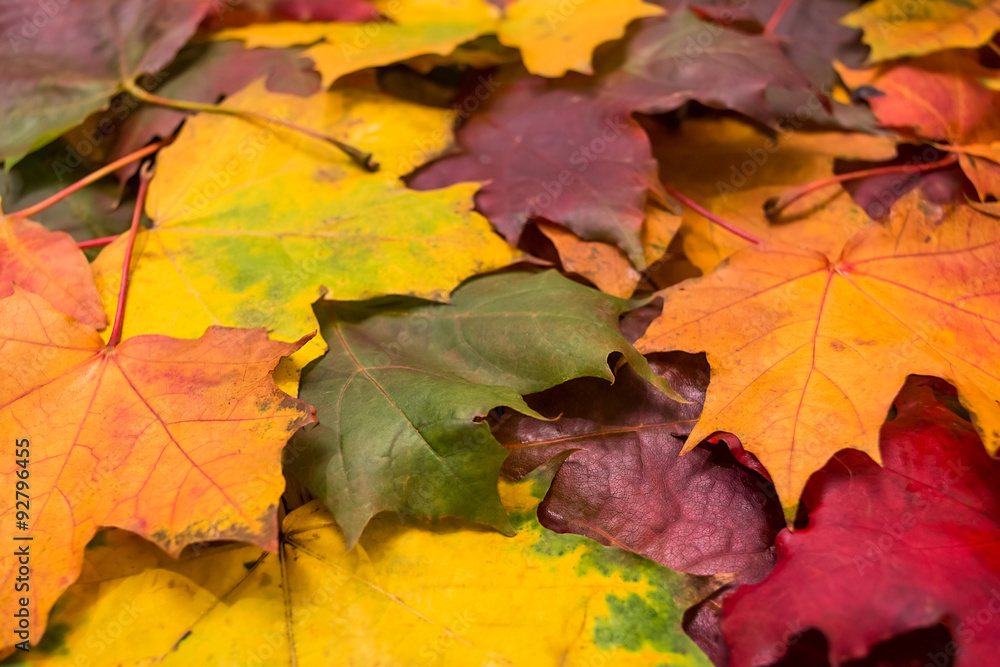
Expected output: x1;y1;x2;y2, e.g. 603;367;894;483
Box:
0;0;210;165
411;76;660;268
648;116;897;273
839;52;1000;200
637;191;1000;511
842;0;1000;63
291;270;681;546
0;214;106;328
497;353;785;584
109;40;321;175
723;377;1000;667
496;0;663;77
536;221;641;297
214;0;500;87
655;0;875;129
736;0;866;89
596;10;812;127
91;82;515;387
17;476;715;665
0;289;314;648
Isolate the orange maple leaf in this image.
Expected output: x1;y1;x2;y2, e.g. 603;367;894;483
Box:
637;192;1000;510
0;216;107;329
838;52;1000;200
0;289;315;647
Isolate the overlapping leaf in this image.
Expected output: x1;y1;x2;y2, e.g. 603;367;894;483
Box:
92;81;515;386
647;0;876;129
0;213;106;327
536;221;641;297
839;52;1000;200
498;353;785;584
724;377;1000;667
637;191;1000;511
716;0;866;89
109;40;321;172
649;117;896;273
842;0;1000;62
496;0;662;77
411;76;660;268
291;270;681;546
215;0;500;86
0;289;314;647
597;10;811;127
0;0;209;164
14;476;713;666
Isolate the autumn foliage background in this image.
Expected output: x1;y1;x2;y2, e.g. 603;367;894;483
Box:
1;0;999;664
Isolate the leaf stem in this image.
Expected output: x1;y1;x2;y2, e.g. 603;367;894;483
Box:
765;153;959;217
662;183;764;245
8;140;169;220
108;161;154;348
122;80;378;172
763;0;795;35
78;235;120;249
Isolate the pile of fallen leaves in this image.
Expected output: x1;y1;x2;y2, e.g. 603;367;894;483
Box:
1;0;998;664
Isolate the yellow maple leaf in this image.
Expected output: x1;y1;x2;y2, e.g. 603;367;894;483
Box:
92;81;515;393
497;0;663;77
16;477;714;665
842;0;1000;63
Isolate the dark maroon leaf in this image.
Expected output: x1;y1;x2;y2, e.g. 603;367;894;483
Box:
410;76;659;268
596;10;812;127
0;0;210;163
496;352;785;584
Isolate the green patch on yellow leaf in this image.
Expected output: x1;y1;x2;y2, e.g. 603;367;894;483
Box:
92;81;515;394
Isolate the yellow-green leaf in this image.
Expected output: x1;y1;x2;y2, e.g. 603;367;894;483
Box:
91;81;515;392
842;0;1000;62
215;0;501;87
14;476;713;666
